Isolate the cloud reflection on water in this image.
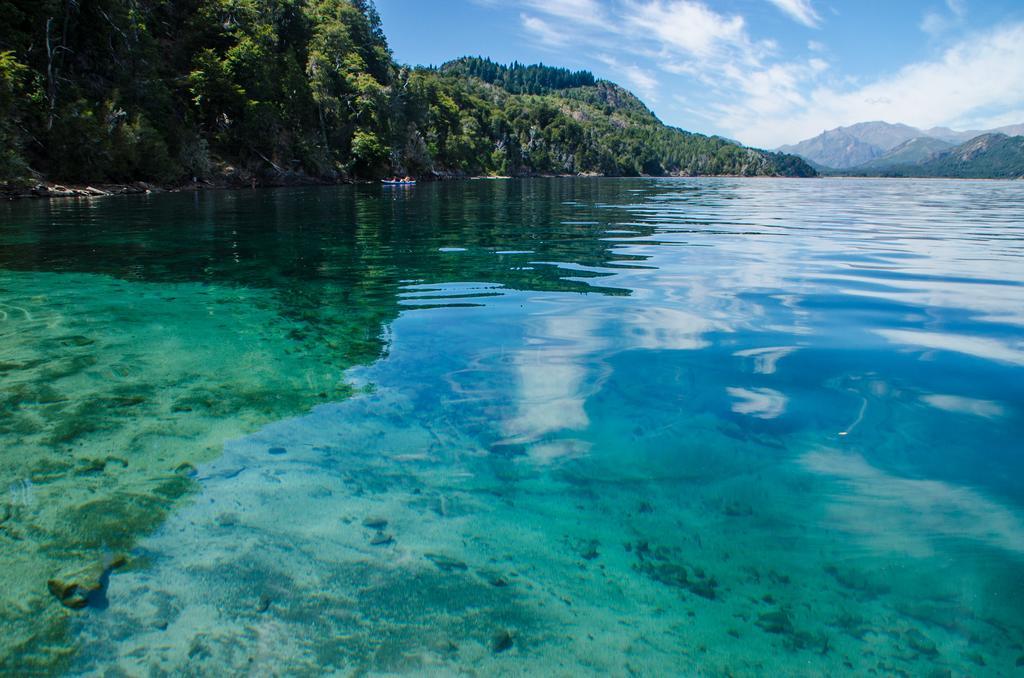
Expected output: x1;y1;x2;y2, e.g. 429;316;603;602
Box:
800;449;1024;558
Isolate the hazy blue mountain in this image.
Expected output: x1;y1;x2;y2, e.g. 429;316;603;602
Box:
991;123;1024;137
779;122;922;168
924;123;1024;144
780;120;1024;171
858;137;954;170
778;127;885;169
922;127;981;144
838;122;923;151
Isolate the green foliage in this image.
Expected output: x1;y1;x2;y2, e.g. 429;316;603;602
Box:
110;114;178;182
44;100;111;182
188;48;245;138
841;134;1024;179
350;129;387;175
0;0;814;185
439;57;596;94
0;50;28;183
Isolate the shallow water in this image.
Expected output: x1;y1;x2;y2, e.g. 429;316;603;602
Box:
2;178;1023;675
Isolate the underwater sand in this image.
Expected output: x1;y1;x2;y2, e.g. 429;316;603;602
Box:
1;179;1023;675
0;271;366;669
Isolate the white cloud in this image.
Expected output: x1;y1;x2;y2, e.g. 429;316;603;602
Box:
719;23;1024;147
728;387;788;419
920;12;945;36
921;0;967;36
734;346;798;374
921;394;1005;419
800;449;1024;557
598;54;660;100
765;0;820;28
972;107;1024;130
524;0;608;27
625;0;750;59
875;327;1024;366
947;0;967;18
521;14;570;47
621;65;660;100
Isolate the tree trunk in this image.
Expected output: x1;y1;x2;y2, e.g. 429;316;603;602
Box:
45;17;56;131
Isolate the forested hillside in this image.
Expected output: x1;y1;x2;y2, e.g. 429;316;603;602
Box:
0;1;814;187
438;57;597;94
858;134;1024;179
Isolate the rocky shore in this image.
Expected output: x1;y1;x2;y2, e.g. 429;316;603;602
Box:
1;173;341;201
2;181;185;200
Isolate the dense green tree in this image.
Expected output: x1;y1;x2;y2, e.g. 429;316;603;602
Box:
0;50;27;180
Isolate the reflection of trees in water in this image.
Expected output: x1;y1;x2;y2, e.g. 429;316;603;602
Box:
0;180;670;361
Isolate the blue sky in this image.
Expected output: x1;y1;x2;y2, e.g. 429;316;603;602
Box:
375;0;1024;148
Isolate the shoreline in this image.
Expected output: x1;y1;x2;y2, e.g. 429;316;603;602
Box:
0;171;796;202
5;172;1018;202
0;175;347;201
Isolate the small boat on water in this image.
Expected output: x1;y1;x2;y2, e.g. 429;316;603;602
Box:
382;178;416;186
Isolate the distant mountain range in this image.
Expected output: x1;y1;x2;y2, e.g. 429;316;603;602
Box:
779;121;1024;178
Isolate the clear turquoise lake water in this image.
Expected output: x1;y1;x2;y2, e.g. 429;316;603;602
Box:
1;178;1023;674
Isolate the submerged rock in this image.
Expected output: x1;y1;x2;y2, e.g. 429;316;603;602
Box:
75;458;108;475
687;578;718;600
723;500;753;517
754;608;828;652
425;553;468;572
832;611;870;640
491;629;514;653
755;609;794;635
639;561;688;588
215;512;240;527
823;564;890;598
436;639;459;657
568;537;600;561
362;517;389;530
59;335;95;348
634;559;718;600
904;628;938;657
47;555;126;609
369;533;395;546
